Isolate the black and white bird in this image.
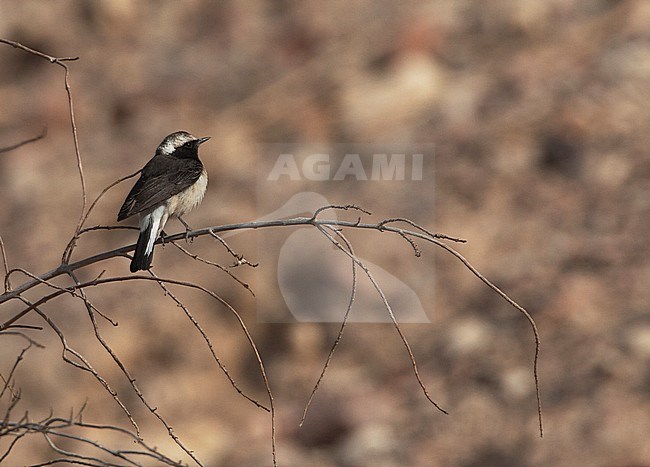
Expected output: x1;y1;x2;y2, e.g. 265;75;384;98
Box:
118;131;209;272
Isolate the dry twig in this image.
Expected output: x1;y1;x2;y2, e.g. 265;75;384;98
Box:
0;127;47;155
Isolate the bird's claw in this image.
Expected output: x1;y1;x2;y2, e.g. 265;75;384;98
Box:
178;216;193;243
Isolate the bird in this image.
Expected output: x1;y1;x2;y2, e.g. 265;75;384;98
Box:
117;131;210;272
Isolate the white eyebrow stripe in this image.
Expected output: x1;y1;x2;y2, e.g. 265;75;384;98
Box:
158;132;197;156
160;140;176;155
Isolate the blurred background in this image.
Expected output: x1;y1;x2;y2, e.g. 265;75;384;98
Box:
1;1;649;465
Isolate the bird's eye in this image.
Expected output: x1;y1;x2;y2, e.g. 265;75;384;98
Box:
183;141;194;149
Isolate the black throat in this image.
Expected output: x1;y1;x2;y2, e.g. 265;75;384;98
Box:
168;146;200;160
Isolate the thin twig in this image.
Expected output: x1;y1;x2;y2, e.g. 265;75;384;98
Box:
207;229;258;268
378;217;466;243
8;267;116;326
66;269;204;466
0;38;87;266
62;170;142;263
395;230;422;257
317;224;449;415
170;241;255;296
2;415;184;466
0;342;32;400
300;228;357;426
148;269;267;410
420;239;544;437
59;56;87;256
78;225;139;234
0;39;79;62
0;236;10;292
0;331;44;348
310;204;372;221
17;297;140;436
0;126;47;154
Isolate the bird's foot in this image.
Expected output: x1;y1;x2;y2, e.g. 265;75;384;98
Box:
178;216;193;243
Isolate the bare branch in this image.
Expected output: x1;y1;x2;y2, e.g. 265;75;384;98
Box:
422;239;544;437
1;216;466;315
68;270;203;465
310;204;372;221
0;342;31;400
17;297;140;435
169;240;255;296
378;217;466;243
207;229;258;268
0;236;10;292
300;228;358;426
0;126;47;154
2;414;185;466
0;39;86;266
5;267;116;326
147;269;267;410
0;39;79;62
317;224;449;415
63;170;142;264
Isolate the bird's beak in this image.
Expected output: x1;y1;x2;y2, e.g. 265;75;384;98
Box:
197;136;211;145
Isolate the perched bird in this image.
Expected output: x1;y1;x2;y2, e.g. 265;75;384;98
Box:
118;131;209;272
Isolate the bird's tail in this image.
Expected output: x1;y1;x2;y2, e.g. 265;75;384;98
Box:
130;206;166;272
131;221;155;272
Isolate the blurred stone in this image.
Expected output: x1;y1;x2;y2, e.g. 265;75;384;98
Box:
340;423;398;466
447;318;492;355
341;52;444;138
626;326;650;358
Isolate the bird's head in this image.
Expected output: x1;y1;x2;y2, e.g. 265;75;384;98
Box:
156;131;210;158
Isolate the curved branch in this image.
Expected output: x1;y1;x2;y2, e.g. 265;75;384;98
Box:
0;39;86;262
317;224;449;415
0;217;465;311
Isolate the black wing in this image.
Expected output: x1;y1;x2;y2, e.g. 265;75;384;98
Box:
117;154;203;221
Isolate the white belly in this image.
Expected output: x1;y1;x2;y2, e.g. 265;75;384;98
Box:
166;169;208;218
